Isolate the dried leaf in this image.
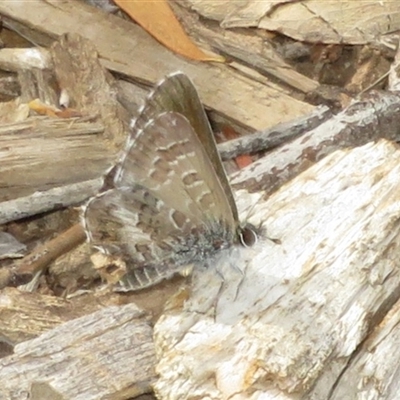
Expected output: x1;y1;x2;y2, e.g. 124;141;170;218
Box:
29;99;82;118
55;108;83;118
29;99;59;117
221;125;253;169
113;0;224;62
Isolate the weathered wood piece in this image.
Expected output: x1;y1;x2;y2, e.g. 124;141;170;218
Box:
0;46;57;106
0;48;52;71
10;223;86;286
218;105;332;160
0;116;110;202
0;0;314;133
0;288;118;345
0;302;156;400
232;90;400;195
154;139;400;399
0;178;103;224
50;34;129;147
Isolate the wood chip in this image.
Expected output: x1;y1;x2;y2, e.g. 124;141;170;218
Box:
0;302;156;399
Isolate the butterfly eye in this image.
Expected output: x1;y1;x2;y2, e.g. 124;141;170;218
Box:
239;225;258;247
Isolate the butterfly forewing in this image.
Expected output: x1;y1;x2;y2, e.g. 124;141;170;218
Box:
116;72;239;223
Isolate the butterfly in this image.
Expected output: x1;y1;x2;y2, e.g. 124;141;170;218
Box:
82;72;257;291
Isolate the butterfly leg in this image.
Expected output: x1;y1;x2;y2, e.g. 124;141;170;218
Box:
229;260;247;302
212;264;226;321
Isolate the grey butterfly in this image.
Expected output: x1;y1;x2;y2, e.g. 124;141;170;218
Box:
82;72;256;291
